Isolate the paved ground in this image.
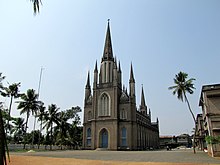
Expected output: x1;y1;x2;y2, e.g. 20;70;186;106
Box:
11;149;220;164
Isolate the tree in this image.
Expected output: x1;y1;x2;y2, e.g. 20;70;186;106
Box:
28;130;42;145
1;109;10;134
168;71;196;153
0;104;9;165
12;117;26;144
30;0;42;14
0;73;9;165
43;104;60;150
54;111;70;149
36;103;46;149
1;82;21;135
17;89;41;149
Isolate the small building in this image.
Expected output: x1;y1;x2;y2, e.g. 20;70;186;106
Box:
199;84;220;157
82;22;159;150
176;134;192;148
159;136;177;149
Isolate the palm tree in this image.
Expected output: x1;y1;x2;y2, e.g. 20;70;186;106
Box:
43;104;60;150
0;73;9;165
30;0;42;14
17;89;41;149
12;117;26;144
0;73;5;95
0;105;8;165
37;103;46;149
68;121;82;149
54;111;70;150
168;71;196;153
1;82;21;134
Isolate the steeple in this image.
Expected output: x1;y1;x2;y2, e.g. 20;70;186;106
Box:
129;63;135;83
118;61;121;73
118;61;122;85
141;85;146;107
100;20;115;84
129;63;135;99
140;85;147;115
94;60;98;73
102;19;113;61
86;71;90;89
93;61;98;88
85;71;91;102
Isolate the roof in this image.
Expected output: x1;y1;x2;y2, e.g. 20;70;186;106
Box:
199;83;220;106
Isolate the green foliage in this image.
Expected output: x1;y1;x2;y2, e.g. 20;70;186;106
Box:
205;136;220;144
168;71;196;153
168;71;196;102
0;73;5;95
30;0;42;14
0;104;9;165
1;83;21;98
12;118;26;144
1;82;21;135
168;71;196;123
17;89;42;149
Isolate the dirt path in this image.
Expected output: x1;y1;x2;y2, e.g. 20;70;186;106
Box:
8;155;220;165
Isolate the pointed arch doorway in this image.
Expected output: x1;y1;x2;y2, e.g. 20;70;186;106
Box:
99;128;108;148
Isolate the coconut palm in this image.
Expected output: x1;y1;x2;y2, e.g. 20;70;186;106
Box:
0;73;5;95
1;82;21;134
0;106;7;165
17;89;41;149
68;121;82;149
30;0;42;14
43;104;60;150
0;73;9;165
12;117;26;144
36;103;46;149
54;111;70;149
168;71;196;153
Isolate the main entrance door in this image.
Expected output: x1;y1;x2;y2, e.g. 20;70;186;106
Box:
100;129;108;148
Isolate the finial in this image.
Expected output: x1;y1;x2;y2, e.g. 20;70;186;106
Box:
108;19;110;23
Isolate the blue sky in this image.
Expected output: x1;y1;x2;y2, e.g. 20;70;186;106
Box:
0;0;220;135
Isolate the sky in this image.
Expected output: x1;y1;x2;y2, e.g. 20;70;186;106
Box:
0;0;220;136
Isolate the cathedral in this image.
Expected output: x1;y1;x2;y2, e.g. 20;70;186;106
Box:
82;22;159;150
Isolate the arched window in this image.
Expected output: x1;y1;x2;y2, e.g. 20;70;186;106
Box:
87;128;91;146
99;93;110;116
121;127;127;146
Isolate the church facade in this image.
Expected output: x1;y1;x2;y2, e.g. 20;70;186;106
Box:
82;22;159;150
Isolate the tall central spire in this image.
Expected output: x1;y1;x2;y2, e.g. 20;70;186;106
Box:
102;19;113;61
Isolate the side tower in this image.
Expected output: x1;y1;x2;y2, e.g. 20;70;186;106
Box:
83;21;122;150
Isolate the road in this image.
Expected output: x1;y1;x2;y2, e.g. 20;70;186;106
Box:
11;149;220;164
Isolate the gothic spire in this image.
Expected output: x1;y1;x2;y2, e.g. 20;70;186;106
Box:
86;71;90;89
129;63;135;98
141;85;146;107
114;56;118;69
118;61;121;73
102;19;113;61
94;60;98;73
129;63;135;83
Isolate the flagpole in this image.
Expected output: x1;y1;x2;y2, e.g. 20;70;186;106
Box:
32;67;44;149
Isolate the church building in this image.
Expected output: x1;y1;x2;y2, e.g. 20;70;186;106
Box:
82;22;159;150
